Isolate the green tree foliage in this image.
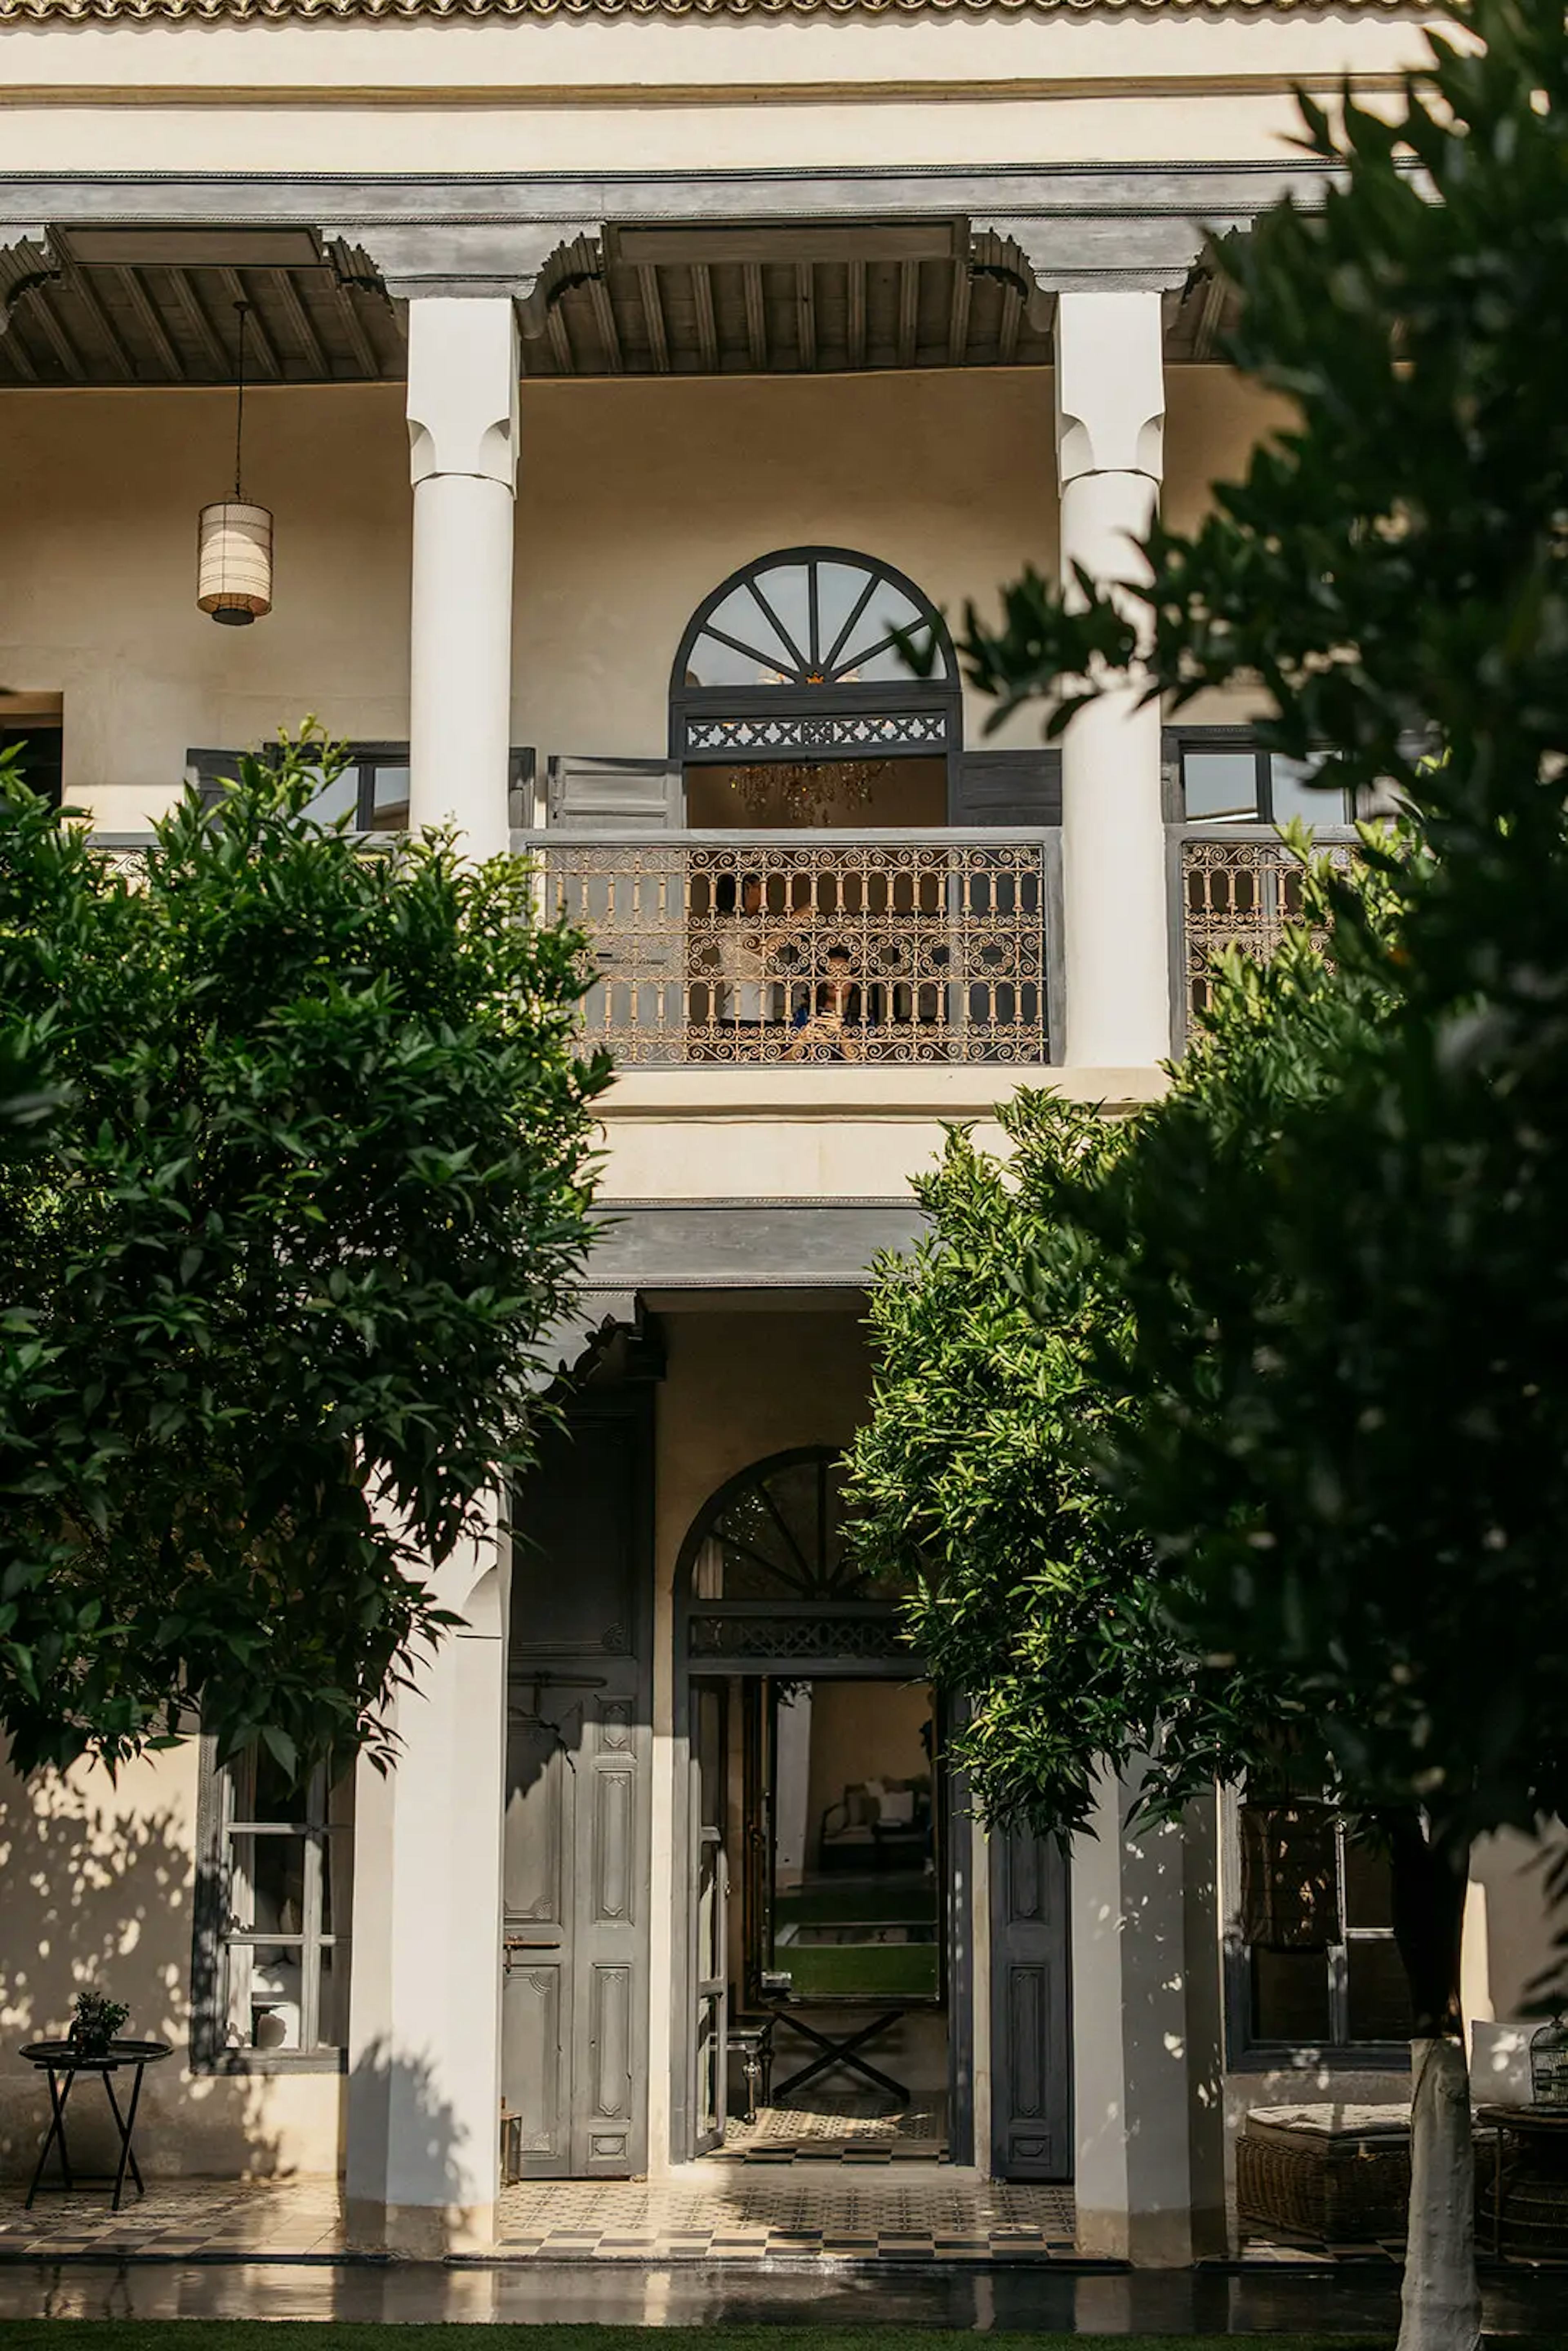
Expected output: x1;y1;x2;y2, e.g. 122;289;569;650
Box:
943;0;1568;1888
849;863;1397;1846
0;738;608;1779
856;0;1568;2329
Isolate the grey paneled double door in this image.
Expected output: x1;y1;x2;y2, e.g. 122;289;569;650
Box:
502;1389;654;2178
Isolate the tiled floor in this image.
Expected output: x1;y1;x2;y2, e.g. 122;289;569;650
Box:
494;2171;1074;2259
0;2178;348;2261
0;2172;1077;2265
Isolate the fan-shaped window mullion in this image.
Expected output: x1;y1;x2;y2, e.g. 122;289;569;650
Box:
699;619;802;682
757;1475;820;1591
822;569;881;674
747;577;808;675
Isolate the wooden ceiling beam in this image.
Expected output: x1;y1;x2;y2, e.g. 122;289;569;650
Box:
62;267;135;381
587;274;623;373
742;261;768;372
998;280;1022;365
164;267;229;376
330;282;381;379
947;260;972;369
637;263;670;374
795;261;817;372
216;269;282;378
272;268;332;378
897;258;919;370
846;259;866;372
692;263;718;373
117;266;185;379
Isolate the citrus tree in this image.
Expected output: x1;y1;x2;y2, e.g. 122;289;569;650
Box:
0;738;608;1780
857;0;1568;2339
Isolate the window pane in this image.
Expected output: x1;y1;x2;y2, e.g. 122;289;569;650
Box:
751;564;812;664
302;766;359;825
232;1833;308;1935
1251;1948;1332;2043
1342;1828;1395;1930
840;628;940;684
1183;750;1258;822
1270;753;1347;829
249;1745;312;1823
242;1943;306;2050
1346;1941;1413;2042
370;764;410;828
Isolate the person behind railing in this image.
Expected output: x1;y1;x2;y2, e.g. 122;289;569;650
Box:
785;941;863;1062
706;869;808;1042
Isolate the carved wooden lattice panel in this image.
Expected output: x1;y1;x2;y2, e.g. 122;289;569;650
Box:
540;835;1050;1065
1182;833;1356;1023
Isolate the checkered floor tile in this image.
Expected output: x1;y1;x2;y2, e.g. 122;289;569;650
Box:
494;2172;1077;2259
0;2173;1079;2265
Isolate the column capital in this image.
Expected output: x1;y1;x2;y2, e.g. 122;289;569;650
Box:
405;296;520;490
1054;288;1166;487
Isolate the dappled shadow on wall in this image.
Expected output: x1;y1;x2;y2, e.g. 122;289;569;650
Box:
0;1750;282;2184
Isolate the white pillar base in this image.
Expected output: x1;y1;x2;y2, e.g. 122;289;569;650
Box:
1071;1769;1227;2266
344;1522;507;2248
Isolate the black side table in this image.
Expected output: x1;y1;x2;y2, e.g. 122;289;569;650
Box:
20;2038;173;2212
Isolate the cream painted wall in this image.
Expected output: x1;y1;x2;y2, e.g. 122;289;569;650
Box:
0;1741;342;2181
0;11;1448;174
0;362;1290;829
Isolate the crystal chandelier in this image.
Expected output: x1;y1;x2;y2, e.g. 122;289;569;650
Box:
728;760;886;822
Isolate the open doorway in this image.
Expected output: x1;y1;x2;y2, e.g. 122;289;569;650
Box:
677;1448;971;2167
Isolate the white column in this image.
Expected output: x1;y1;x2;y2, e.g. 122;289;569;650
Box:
1071;1767;1227;2265
1054;291;1171;1070
405;297;519;859
345;1510;508;2253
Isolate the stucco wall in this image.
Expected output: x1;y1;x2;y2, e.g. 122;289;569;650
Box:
0;363;1285;831
0;1741;342;2181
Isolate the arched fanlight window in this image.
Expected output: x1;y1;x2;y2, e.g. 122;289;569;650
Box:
677;1448;913;1666
670;548;961;784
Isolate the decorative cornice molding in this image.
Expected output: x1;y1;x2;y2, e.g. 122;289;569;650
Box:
0;0;1421;23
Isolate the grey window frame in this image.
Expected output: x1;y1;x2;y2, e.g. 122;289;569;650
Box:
1165;726;1359;828
189;745;536;831
190;1737;352;2076
1221;1783;1411;2074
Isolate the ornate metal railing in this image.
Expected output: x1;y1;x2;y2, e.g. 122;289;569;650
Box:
1176;826;1359;1035
516;829;1059;1067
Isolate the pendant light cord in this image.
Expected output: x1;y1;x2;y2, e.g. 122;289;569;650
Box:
232;301;249;502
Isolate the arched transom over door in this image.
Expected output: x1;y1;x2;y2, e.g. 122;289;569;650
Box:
670;548;961;797
681;1445;911;1670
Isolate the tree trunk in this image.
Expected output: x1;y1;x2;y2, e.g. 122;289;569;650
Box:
1387;1817;1480;2351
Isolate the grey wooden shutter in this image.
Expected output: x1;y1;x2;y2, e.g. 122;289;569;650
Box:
951;749;1062;826
546;755;684;830
990;1826;1072;2180
185;748;247;809
508;748;537;832
546;758;686;1054
503;1384;654;2178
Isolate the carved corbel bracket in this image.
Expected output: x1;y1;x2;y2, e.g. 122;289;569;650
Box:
344;221;605;334
0;227;58;338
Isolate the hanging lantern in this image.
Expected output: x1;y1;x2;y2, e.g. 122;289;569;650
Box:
1530;2013;1568;2108
197;501;273;626
198;302;272;627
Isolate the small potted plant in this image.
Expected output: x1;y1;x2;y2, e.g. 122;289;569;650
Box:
69;1989;130;2058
